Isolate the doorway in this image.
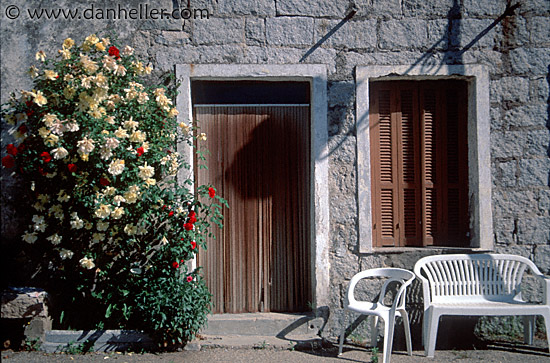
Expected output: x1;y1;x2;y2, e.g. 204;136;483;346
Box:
193;81;312;313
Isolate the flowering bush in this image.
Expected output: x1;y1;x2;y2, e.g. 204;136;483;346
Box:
1;34;225;347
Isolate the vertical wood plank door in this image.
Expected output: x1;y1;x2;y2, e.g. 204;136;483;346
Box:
194;104;311;313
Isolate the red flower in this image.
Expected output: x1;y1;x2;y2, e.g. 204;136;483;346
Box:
41;151;52;163
38;167;47;176
188;214;197;224
162;205;167;210
172;261;179;269
99;177;110;186
184;222;193;231
190;241;197;250
108;46;120;59
18;124;28;134
168;211;174;217
136;147;144;156
6;144;18;156
186;275;193;282
2;155;15;168
68;163;77;172
208;187;216;198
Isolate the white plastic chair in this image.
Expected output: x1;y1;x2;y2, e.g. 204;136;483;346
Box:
338;268;415;363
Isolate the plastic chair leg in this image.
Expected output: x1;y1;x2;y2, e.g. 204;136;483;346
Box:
523;315;535;345
338;312;346;355
400;310;412;356
383;315;395;363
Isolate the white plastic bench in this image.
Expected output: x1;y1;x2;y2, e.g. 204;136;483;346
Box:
414;253;550;357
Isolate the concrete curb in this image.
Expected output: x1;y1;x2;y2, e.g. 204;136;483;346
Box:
42;330;154;353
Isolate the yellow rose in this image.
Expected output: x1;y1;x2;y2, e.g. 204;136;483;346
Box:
63;38;75;50
44;70;58;80
35;51;46;62
33;90;47;106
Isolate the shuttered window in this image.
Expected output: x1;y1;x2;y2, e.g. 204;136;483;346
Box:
370;81;469;247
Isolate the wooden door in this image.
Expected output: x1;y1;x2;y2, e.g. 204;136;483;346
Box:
193;82;311;313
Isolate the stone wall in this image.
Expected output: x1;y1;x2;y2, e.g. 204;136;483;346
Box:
1;0;549;346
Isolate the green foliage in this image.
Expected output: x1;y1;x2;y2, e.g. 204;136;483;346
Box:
58;340;94;354
1;33;225;348
22;337;42;351
370;347;379;363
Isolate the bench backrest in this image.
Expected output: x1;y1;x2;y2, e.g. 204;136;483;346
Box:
414;254;541;304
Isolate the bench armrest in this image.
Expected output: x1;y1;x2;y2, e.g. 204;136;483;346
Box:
533;274;550;305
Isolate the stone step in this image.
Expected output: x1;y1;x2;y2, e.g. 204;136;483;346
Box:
200;312;326;338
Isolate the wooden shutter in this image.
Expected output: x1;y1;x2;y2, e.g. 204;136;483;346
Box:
370;81;469;248
370;85;399;246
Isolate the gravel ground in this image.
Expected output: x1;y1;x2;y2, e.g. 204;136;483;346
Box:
3;343;550;363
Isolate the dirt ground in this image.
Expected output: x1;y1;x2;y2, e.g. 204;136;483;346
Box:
3;342;550;363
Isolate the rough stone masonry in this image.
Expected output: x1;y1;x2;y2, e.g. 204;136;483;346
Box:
1;0;549;347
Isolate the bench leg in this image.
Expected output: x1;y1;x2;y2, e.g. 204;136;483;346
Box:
523;316;535;345
424;309;440;358
543;310;550;354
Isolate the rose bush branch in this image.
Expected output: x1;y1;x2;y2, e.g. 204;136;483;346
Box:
1;34;226;348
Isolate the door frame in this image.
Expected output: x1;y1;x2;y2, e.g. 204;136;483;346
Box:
175;64;330;308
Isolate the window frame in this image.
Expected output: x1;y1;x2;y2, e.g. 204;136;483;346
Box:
356;65;493;253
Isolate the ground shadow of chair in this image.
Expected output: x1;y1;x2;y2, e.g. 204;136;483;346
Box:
338;268;415;363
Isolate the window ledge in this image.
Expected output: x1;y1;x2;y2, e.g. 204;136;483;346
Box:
361;246;494;255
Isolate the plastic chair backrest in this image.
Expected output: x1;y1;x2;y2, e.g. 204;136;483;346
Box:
347;268;416;311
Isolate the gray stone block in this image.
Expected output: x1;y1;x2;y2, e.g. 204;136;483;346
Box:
491;76;530;104
1;287;49;319
504;104;547;128
492;189;538;217
518;216;550;244
526;130;550;157
427;20;452;51
451;19;499;49
519;0;550;15
510;48;550;75
192;17;245;45
314;19;376;50
493;217;516;244
217;0;276;17
534;245;550;273
155;30;191;46
518;158;550;187
491;131;527;159
463;0;508;17
528;17;550;45
460;49;504;75
494;160;517;188
529;76;550;103
246;19;266;46
1;287;52;341
276;0;349;17
379;20;428;50
539;190;550;214
266;17;314;46
402;0;458;17
328;81;355;107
